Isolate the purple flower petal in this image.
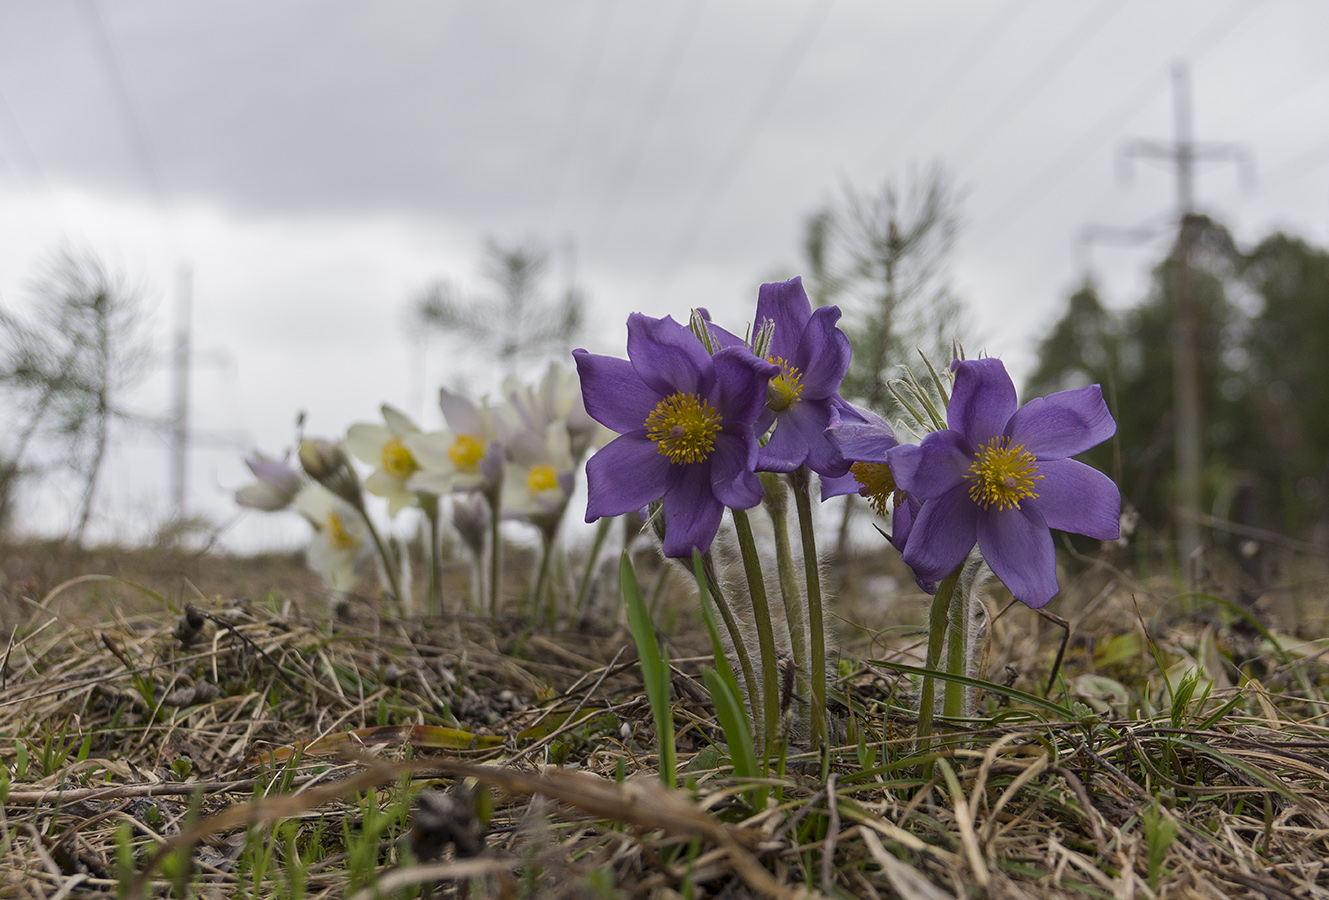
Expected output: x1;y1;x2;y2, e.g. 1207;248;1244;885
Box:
1004;384;1116;460
711;347;779;426
755;277;812;360
793;306;852;399
977;504;1058;608
830;406;897;462
710;432;764;509
889;430;972;500
1030;458;1121;541
573;349;659;435
820;470;859;500
626;314;714;397
948;358;1018;445
759;401;848;475
584;433;670;520
900;486;978;584
661;464;726;557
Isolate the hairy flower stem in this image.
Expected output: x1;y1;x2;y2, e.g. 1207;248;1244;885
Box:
421;494;443;617
944;564;975;722
731;508;781;754
358;508;408;617
532;530;555;624
762;476;809;725
574;515;614;617
701;551;761;742
790;466;828;751
917;566;963;773
485;489;502;617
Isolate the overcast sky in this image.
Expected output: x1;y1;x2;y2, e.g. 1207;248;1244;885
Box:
2;0;1327;548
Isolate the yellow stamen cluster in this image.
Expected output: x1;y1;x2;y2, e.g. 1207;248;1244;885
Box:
380;437;419;481
965;438;1042;510
324;511;359;552
448;434;486;470
765;356;804;412
527;464;559;494
850;461;903;517
645;392;723;464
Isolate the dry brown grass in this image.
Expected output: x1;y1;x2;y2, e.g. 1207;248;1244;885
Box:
2;539;1329;899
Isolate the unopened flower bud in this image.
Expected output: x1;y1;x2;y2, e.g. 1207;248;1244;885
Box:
299;438;363;508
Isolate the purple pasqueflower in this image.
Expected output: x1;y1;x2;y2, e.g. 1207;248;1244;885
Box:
887;357;1120;609
573;313;778;558
821;404;934;591
712;277;855;477
821;406;917;548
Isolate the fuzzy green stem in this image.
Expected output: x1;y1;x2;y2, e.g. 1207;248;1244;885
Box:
702;551;760;739
485;490;502;617
357;508;407;617
575;515;614;616
764;479;808;712
790;466;828;751
731;508;781;755
943;564;973;721
917;566;963;769
532;529;556;625
421;494;442;617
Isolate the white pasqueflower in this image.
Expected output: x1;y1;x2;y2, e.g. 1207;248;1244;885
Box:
345;404;424;516
404;388;506;495
501;421;575;530
504;362;603;459
294;483;370;593
234;453;303;511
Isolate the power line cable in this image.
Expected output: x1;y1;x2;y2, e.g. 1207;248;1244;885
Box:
652;0;837;294
967;0;1262;255
587;0;706;253
79;0;174;233
950;0;1123;172
860;0;1033;172
541;0;619;226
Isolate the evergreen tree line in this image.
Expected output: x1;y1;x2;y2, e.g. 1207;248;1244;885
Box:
1027;215;1329;552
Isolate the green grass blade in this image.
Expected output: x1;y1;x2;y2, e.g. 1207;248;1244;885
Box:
621;552;675;787
702;668;760;782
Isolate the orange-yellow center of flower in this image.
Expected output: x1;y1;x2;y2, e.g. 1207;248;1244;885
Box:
766;356;804;412
448;434;486;470
966;438;1042;510
645;392;723;464
324;511;359;552
850;461;902;517
527;464;558;494
380;437;418;481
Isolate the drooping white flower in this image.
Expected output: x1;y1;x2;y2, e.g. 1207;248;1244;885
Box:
234;454;303;511
345;404;425;516
294;483;370;593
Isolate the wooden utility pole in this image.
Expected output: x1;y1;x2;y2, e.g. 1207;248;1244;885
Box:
169;264;191;521
1119;62;1250;568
